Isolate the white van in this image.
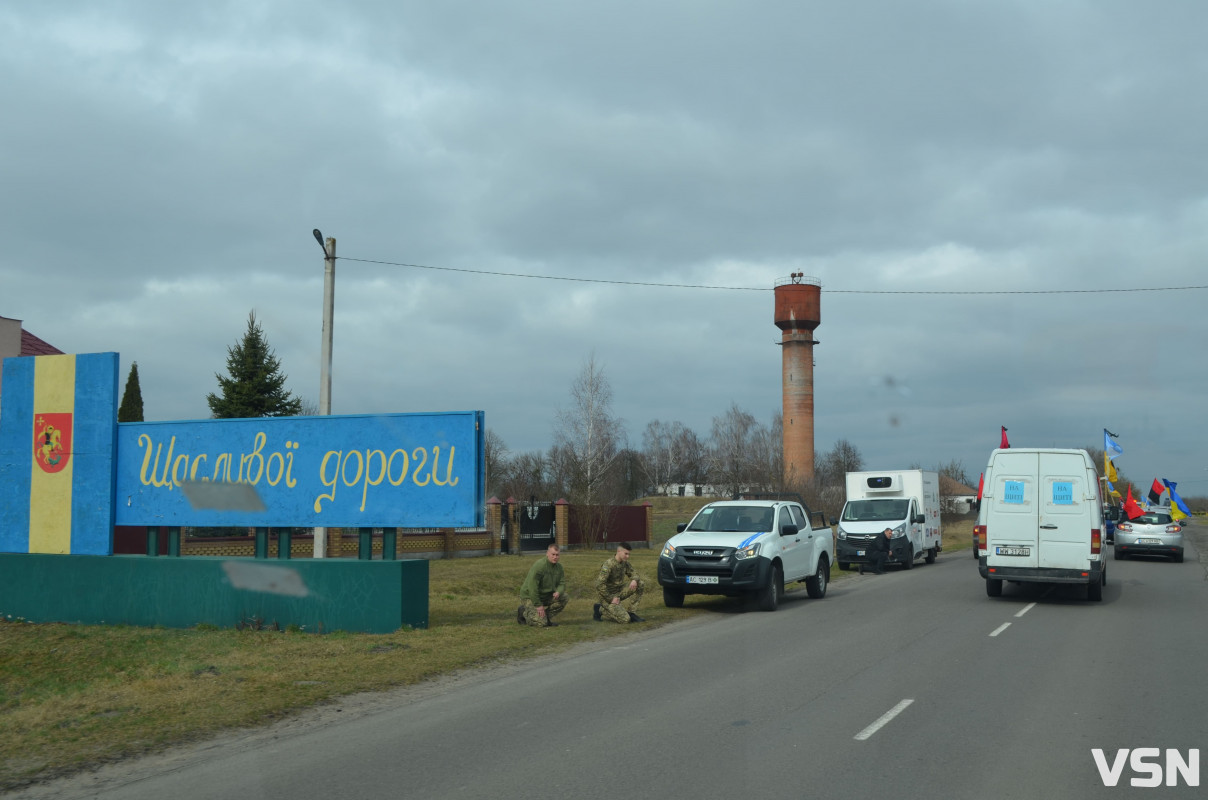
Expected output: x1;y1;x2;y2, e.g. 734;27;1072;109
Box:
975;448;1107;601
836;470;942;570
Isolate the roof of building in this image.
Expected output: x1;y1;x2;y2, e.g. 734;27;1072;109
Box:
21;329;64;356
939;474;978;496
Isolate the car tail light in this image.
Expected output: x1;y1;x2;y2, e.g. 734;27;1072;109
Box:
1091;529;1101;555
1166;525;1181;534
975;525;986;552
1118;522;1132;532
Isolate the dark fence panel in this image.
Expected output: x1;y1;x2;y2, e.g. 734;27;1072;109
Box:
567;505;648;548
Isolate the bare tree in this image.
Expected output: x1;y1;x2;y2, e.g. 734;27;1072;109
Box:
552;354;627;548
934;458;972;489
672;425;710;487
484;429;510;499
818;439;864;485
749;412;785;494
709;403;761;498
640;420;706;493
504;450;552;501
640;420;676;493
814;439;865;519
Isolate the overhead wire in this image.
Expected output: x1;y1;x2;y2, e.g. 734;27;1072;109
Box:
338;256;1208;294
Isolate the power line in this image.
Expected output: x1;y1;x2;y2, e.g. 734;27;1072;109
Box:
340;256;1208;294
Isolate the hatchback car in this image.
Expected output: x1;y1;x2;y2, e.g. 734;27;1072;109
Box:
1114;510;1184;562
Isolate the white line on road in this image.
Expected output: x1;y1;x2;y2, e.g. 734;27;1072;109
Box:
989;622;1011;637
854;699;914;741
1015;602;1036;618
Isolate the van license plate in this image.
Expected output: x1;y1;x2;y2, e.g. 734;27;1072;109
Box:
996;546;1031;556
687;576;718;585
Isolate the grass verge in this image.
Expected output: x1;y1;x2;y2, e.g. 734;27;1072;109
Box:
0;524;973;790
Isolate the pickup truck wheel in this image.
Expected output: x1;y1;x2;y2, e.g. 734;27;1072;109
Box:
805;558;829;599
663;586;685;608
925;546;937;564
757;563;782;611
986;577;1003;597
902;545;914;570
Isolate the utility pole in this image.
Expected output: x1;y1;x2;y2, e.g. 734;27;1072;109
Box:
313;230;335;557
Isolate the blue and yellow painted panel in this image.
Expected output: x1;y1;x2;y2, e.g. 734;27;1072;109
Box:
115;411;485;528
0;353;119;555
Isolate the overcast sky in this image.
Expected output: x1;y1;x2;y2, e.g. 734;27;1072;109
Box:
3;1;1206;498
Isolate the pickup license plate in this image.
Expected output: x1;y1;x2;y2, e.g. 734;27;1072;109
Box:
687;576;718;585
1138;538;1161;544
996;546;1031;557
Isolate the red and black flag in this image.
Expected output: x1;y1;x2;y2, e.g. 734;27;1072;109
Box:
1000;426;1010;449
1148;479;1165;506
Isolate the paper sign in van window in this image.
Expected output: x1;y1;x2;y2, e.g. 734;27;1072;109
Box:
1051;482;1074;505
1002;480;1025;504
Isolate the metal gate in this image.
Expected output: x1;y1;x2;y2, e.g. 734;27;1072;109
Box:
518;502;556;551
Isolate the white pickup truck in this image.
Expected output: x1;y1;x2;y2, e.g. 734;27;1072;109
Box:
656;498;833;611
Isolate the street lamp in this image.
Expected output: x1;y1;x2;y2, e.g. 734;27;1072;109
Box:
313;229;335;558
314;229;335;417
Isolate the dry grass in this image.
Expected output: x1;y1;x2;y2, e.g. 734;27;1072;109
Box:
0;515;974;790
0;548;722;790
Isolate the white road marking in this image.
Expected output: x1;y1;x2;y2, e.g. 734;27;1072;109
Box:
1015;602;1036;618
989;622;1011;637
854;699;914;741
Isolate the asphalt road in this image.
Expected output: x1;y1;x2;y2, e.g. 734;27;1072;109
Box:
12;524;1206;800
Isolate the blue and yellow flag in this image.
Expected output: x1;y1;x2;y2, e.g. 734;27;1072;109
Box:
1162;479;1192;519
0;353;119;554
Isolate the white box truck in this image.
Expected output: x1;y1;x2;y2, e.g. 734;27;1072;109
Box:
836;470;942;571
975;448;1107;601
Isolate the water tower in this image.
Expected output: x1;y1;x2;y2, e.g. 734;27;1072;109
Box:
774;273;821;485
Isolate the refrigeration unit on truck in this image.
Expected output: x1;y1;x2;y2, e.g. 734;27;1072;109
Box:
836;470;942;571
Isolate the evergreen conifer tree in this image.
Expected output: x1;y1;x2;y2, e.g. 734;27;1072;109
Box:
207;311;302;419
117;362;145;422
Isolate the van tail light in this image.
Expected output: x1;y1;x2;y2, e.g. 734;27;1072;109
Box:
975;525;987;552
1091;529;1101;555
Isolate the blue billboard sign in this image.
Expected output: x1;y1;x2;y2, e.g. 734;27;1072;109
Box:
114;411;484;528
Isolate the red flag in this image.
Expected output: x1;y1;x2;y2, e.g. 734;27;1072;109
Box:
1148;479;1164;505
1000;426;1010;449
1123;485;1144;520
976;472;984;501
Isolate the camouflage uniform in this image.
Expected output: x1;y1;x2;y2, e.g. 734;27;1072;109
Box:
594;555;645;623
521;595;568;627
518;555;568;627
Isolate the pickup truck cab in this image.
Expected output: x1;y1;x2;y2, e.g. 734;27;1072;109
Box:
657;499;833;611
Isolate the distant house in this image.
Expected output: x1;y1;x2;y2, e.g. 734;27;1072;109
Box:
0;315;64;412
939;474;978;515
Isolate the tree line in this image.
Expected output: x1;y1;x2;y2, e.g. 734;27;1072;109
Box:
485;355;980;523
117;314;1204;518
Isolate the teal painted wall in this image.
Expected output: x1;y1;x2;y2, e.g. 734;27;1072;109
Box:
0;555;428;634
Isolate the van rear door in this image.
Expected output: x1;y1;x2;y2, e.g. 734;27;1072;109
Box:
1036;452;1094;570
986;451;1040;569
